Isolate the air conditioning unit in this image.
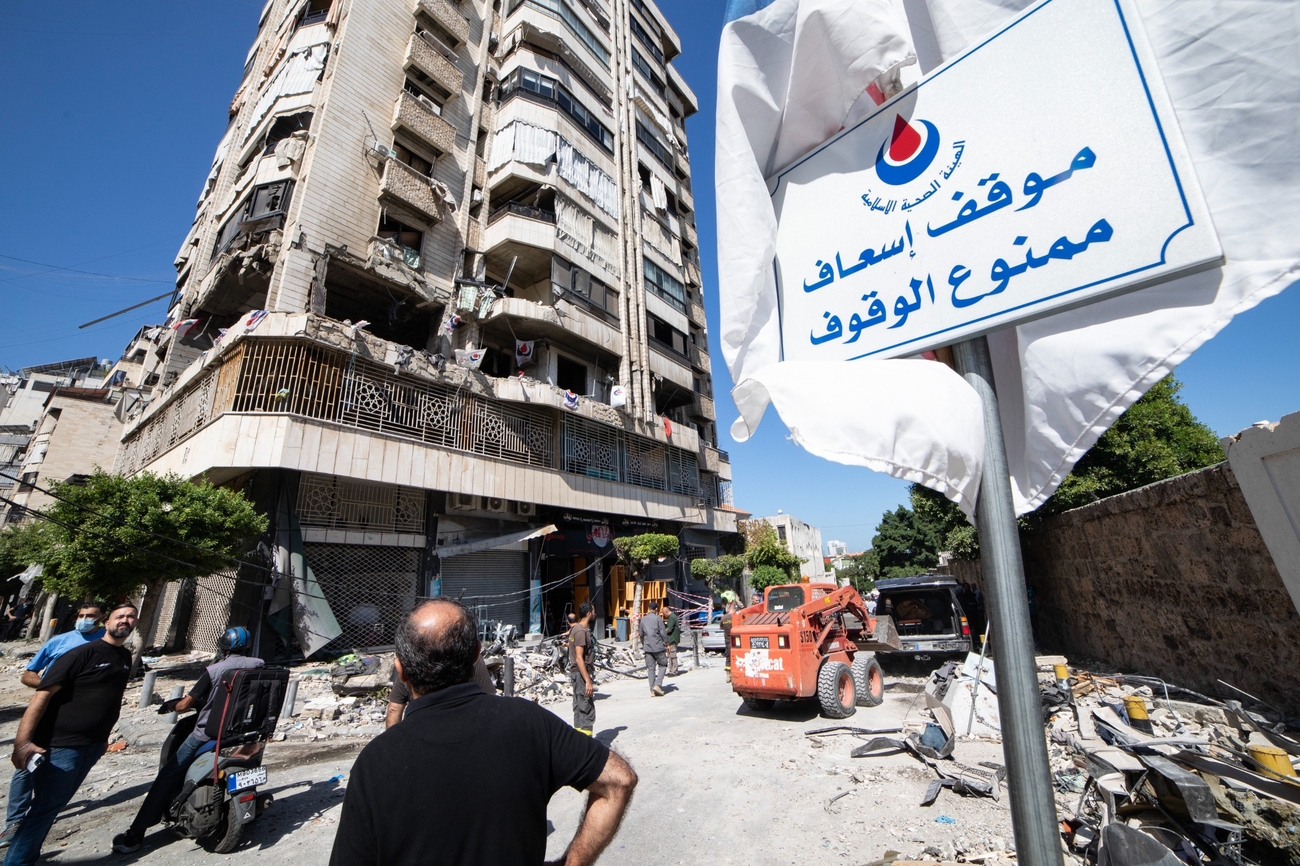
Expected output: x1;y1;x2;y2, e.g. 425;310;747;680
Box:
416;94;440;115
450;492;478;511
481;496;507;514
515;501;535;517
371;141;395;160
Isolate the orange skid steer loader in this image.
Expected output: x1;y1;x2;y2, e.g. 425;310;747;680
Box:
730;582;902;718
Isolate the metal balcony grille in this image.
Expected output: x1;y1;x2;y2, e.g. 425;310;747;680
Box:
303;543;422;650
297;473;427;533
121;335;702;500
563;416;621;481
188;572;238;654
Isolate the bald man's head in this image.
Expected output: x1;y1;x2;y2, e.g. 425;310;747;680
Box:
395;599;480;698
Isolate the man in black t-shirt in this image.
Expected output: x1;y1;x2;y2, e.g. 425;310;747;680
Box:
331;599;637;866
5;601;137;866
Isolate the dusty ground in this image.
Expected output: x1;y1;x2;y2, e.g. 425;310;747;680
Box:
0;644;1016;865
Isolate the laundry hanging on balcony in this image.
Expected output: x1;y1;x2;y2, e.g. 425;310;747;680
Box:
649;175;668;212
556;138;619;218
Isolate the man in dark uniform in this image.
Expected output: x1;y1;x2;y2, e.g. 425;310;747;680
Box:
568;602;596;735
111;627;264;854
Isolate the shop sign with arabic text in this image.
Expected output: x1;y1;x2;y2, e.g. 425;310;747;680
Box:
769;0;1222;361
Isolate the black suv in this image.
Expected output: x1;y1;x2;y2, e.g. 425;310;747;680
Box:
875;575;972;658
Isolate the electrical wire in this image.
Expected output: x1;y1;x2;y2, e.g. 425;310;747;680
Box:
0;472;619;607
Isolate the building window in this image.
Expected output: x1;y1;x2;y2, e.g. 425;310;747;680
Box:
648;314;687;356
635;121;672;168
777;525;787;542
393;141;434;176
505;0;610;68
556;354;588;394
262;111;312;155
498;68;613;152
377;214;424;259
628;13;663;65
552;256;619;321
643;257;685;312
298;0;331;28
212;180;295;257
404;78;444;116
631;49;665;98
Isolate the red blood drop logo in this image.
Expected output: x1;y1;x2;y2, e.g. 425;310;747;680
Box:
887;115;922;162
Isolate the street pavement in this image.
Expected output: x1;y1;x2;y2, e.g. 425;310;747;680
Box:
0;657;1016;865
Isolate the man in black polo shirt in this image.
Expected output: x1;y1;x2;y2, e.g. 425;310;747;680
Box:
331;599;637;866
5;601;137;866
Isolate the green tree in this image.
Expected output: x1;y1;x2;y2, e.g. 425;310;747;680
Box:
613;532;680;640
748;564;790;590
833;550;880;593
871;485;967;578
690;554;745;592
1041;375;1224;513
741;522;802;575
30;471;266;671
0;521;52;580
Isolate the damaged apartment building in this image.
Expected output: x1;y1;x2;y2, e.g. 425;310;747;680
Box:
117;0;736;655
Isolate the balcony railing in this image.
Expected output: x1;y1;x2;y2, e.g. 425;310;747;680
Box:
379;159;445;223
688;343;710;373
488;200;557;226
686;298;706;326
406;32;463;98
392;91;456;156
118;335;704;500
417;0;470;46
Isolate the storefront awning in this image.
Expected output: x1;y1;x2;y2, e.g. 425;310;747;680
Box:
438;524;557;559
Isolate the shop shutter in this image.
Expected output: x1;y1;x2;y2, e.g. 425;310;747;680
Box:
440;550;529;632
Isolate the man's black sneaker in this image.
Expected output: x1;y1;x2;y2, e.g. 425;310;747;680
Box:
111;831;142;854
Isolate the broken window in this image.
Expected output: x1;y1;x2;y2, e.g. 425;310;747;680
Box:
212;180;296;257
377;214;424;258
393;141;433;176
555;354;588;395
299;0;331;28
263;111;313;155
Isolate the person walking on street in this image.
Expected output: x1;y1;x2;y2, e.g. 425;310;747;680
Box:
330;599;637;866
664;607;681;676
720;592;740;683
567;602;596;735
640;601;669;697
110;627;265;854
5;602;137;866
0;602;105;850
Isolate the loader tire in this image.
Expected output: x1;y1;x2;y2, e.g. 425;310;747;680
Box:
742;696;776;713
852;654;885;707
818;661;856;719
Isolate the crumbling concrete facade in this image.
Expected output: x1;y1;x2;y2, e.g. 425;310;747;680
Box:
1017;462;1300;717
120;0;734;653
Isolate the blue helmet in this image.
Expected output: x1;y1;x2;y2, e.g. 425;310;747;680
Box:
219;627;252;656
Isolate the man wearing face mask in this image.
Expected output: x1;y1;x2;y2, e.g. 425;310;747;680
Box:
0;603;105;850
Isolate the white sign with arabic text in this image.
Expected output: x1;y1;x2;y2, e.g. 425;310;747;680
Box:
770;0;1222;361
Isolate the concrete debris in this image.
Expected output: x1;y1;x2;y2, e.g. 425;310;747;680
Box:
1043;663;1300;866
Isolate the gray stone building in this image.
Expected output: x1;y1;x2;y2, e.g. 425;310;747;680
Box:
117;0;734;654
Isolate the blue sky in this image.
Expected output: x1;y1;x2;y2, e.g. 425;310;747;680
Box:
2;1;1298;552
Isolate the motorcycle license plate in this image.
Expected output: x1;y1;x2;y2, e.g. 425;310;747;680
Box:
227;767;267;793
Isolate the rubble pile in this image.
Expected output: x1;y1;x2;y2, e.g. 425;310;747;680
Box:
856;652;1300;865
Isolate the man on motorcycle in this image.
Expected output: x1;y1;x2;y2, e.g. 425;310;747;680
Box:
110;628;264;854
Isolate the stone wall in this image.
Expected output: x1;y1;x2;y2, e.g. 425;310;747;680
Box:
1018;462;1300;717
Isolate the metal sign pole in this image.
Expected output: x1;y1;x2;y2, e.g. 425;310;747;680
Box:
952;336;1061;866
